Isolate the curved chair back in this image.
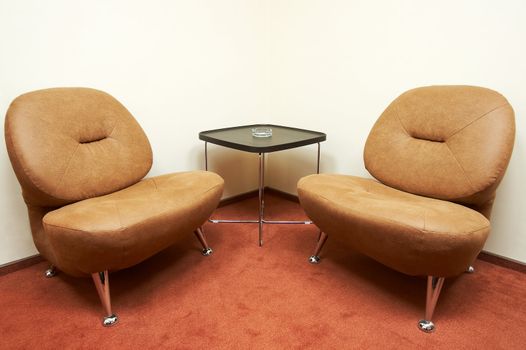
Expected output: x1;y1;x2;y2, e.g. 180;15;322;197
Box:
5;88;153;208
364;85;515;218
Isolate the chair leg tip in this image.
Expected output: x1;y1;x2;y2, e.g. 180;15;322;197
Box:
201;247;213;256
466;266;475;273
102;314;118;327
308;255;320;264
418;319;435;333
45;267;56;278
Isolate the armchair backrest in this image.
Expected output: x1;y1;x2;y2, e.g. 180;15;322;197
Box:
364;85;515;218
5;87;153;208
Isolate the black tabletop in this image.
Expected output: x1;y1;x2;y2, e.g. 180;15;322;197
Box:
199;124;326;153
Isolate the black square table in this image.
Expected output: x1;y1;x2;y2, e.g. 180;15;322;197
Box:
199;124;326;246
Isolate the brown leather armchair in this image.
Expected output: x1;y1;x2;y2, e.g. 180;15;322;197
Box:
297;85;515;332
4;87;224;326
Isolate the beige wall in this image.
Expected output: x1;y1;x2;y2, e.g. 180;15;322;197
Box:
0;0;269;265
1;0;525;265
265;0;526;263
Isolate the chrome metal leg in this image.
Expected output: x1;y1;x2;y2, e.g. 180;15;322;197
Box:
45;265;57;278
418;276;445;333
258;152;265;247
263;219;312;224
91;271;118;327
309;231;328;264
466;265;475;273
204;142;208;171
206;142;320;242
316;142;321;174
257;142;320;226
209;219;259;223
194;227;213;256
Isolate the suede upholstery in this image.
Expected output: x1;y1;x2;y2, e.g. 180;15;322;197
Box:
298;86;515;277
5;88;153;207
5;88;224;277
364;85;515;218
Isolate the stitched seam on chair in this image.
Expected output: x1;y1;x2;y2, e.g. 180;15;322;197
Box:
444;142;476;192
446;104;508;139
423;209;427;231
43;221;126;233
109;183;223;230
202;183;223;195
113;200;125;231
309;190;489;235
108;121;119;137
147;174;221;195
420;225;488;236
44;181;223;233
151;178;158;191
54;143;81;194
394;104;411;137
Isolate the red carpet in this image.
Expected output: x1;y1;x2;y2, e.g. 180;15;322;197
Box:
1;194;526;349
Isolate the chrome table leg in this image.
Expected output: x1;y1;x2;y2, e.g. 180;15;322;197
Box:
258;152;265;247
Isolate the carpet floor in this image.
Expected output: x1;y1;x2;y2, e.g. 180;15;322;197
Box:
1;194;525;349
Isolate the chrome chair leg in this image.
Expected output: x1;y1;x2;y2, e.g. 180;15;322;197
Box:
91;271;118;327
194;227;213;256
418;276;445;333
45;265;57;278
309;231;328;264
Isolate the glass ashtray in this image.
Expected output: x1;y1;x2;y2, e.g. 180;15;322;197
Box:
251;127;272;138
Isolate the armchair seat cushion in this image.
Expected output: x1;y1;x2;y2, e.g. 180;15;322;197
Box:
298;174;490;277
43;171;223;276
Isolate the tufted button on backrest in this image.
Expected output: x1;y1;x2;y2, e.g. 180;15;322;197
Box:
5;88;153;207
364;86;515;214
